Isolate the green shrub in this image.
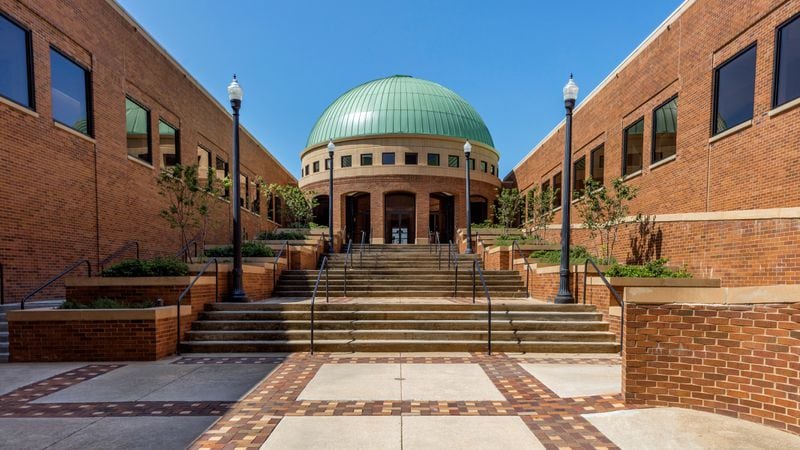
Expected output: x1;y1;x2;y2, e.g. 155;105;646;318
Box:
60;298;157;309
101;257;188;277
494;235;544;246
205;242;275;258
604;258;692;278
256;231;307;240
472;220;500;229
529;246;594;265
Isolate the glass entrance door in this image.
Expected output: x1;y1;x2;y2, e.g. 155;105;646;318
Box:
388;213;412;244
384;193;416;244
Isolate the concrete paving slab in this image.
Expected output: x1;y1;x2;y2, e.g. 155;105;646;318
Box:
520;363;620;397
0;363;84;396
400;352;472;357
401;364;506;401
584;407;800;449
49;416;217;450
261;416;401;450
402;416;545;450
298;364;401;400
0;418;97;450
139;363;276;401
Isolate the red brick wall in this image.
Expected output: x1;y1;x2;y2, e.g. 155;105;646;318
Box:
9;314;189;362
0;0;295;303
511;0;800;287
623;302;800;435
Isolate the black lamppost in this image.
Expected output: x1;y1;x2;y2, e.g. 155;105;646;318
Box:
327;140;335;254
227;75;246;302
555;75;579;304
463;140;473;254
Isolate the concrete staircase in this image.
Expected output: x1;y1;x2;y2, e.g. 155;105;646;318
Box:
273;244;527;298
181;302;620;353
0;300;64;362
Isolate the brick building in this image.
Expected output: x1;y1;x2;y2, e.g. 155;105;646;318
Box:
0;0;295;302
509;0;800;286
299;75;502;244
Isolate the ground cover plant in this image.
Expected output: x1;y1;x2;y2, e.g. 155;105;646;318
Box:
528;246;602;265
256;230;307;240
205;242;275;258
60;298;158;309
101;257;189;277
604;258;691;278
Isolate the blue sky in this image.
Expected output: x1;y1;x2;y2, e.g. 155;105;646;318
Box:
117;0;683;177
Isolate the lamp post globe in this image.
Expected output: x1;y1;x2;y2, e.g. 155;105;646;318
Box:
463;140;473;254
554;74;579;304
227;75;247;302
327;140;335;254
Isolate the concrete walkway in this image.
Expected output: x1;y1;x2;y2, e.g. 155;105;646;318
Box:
0;353;798;449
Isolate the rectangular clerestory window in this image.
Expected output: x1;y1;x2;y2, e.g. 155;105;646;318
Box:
427;153;440;166
313;161;319;173
622;118;644;176
0;12;34;109
774;15;800;107
361;153;373;166
382;152;395;165
51;47;92;136
341;155;352;167
448;155;459;168
480;161;487;172
652;96;677;164
573;156;586;193
590;145;604;183
405;152;418;165
713;44;756;135
125;97;151;164
159;120;179;167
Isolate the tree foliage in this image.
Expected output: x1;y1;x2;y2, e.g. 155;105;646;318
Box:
260;183;318;228
574;177;639;263
525;185;557;241
492;188;523;238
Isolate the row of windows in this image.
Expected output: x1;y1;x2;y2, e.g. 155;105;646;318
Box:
302;152;496;177
197;146;265;215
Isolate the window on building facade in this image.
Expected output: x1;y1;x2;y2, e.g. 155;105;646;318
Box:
590;145;604;183
341;155;352;167
490;165;495;176
51;48;92;136
125;97;151;164
253;182;261;214
382;152;395;165
469;158;475;170
159;120;179;167
552;172;562;208
713;45;756;135
541;179;550;192
313;161;319;173
197;147;211;181
427;153;440;166
216;156;229;198
448;155;459;168
324;158;331;170
652;97;677;164
405;153;418;165
623;118;644;176
774;15;800;107
0;13;34;108
480;161;487;172
361;153;373;166
240;174;248;209
304;165;309;176
574;156;586;193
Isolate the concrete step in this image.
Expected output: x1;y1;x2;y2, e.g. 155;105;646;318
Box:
204;303;596;312
199;310;603;321
271;291;528;298
181;340;621;353
185;329;616;342
191;319;610;332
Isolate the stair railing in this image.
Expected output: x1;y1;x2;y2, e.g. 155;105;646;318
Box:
175;257;219;355
273;240;289;288
174;238;199;263
583;258;624;349
21;259;91;310
343;239;353;296
359;230;366;268
309;255;330;354
512;240;531;298
472;260;493;355
99;241;139;273
434;232;442;270
450;241;460;297
0;263;4;305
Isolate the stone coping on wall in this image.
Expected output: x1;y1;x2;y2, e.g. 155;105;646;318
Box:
65;276;216;287
487;244;560;255
587;277;721;288
535;264;614;275
7;305;192;322
624;284;800;304
188;263;274;274
251;239;320;245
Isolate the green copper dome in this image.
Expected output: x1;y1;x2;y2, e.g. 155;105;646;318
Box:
307;75;494;148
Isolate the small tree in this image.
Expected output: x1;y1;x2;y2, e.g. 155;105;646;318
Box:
260;183;318;228
525;185;557;241
575;177;640;264
493;188;523;238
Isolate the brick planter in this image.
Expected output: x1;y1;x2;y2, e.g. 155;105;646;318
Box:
8;305;192;362
188;262;287;301
485;244;560;270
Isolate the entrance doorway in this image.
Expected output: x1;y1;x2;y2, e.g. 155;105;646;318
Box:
312;195;329;227
384;193;415;244
345;192;370;243
429;193;454;243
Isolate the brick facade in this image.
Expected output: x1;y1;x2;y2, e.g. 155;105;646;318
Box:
510;0;800;287
0;0;295;303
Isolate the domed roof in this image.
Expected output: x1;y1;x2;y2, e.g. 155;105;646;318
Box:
307;75;494;148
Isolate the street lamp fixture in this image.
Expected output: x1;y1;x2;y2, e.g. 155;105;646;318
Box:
463;140;473;254
327;140;335;254
555;74;579;304
227;75;247;302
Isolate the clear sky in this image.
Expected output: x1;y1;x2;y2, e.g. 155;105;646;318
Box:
117;0;683;177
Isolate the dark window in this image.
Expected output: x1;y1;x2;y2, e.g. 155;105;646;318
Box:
382;152;395;165
125;97;151;164
427;153;440;166
469;158;475;170
253;182;261;214
51;48;92;136
405;152;418;165
341;155;352;167
541;180;550;192
304;165;309;176
448;155;459;168
590;145;604;183
774;15;800;107
623;118;644;176
313;161;319;173
713;45;756;135
573;156;586;192
0;13;34;108
240;175;248;209
552;172;562;208
490;165;495;176
652;97;677;164
361;153;373;166
216;156;229;198
198;147;211;182
324;158;330;170
159;120;179;167
480;161;487;172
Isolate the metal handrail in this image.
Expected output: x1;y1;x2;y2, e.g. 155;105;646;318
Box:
511;240;531;298
176;258;219;355
175;238;199;263
0;263;4;305
359;231;366;268
434;232;442;270
273;240;290;288
473;260;493;355
450;241;461;297
343;239;353;296
99;241;139;273
309;255;330;354
21;259;91;310
583;259;624;349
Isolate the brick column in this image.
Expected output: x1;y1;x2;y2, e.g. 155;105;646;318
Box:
416;193;430;244
371;192;384;244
